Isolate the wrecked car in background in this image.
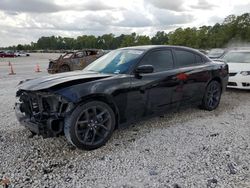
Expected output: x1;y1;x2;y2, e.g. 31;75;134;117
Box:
47;49;105;74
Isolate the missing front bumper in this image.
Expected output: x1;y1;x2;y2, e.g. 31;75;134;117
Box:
15;103;64;137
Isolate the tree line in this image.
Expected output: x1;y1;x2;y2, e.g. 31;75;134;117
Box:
4;13;250;51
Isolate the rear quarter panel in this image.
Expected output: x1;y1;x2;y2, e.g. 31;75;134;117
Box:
209;61;229;92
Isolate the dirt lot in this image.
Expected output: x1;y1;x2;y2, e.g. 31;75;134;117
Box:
0;54;250;188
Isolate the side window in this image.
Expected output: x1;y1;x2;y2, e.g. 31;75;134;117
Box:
75;52;85;58
175;50;196;67
195;54;203;64
140;50;174;72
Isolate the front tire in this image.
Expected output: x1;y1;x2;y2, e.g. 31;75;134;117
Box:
201;80;222;111
64;101;116;150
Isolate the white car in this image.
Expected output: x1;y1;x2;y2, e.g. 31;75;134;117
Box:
222;50;250;89
14;51;30;57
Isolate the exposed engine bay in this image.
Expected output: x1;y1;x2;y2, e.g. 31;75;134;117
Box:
15;90;74;137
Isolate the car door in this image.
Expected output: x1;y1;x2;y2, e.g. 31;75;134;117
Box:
172;49;211;107
127;49;179;120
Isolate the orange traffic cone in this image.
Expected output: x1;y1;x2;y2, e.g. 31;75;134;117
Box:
0;177;10;187
35;64;41;72
9;63;16;75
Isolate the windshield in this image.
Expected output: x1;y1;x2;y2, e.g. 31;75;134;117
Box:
222;51;250;63
63;52;73;59
84;49;144;74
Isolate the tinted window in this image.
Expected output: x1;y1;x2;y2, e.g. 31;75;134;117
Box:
140;50;174;72
195;54;203;63
175;50;196;67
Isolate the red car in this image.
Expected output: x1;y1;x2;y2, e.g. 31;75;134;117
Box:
0;51;16;58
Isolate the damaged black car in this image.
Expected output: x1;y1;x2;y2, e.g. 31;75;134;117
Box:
15;45;228;150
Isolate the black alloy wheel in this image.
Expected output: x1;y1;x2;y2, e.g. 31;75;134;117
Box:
64;101;115;150
201;80;222;111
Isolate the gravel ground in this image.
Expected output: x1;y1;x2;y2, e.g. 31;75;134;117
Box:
0;54;250;188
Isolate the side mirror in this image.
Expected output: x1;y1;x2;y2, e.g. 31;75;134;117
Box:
135;65;154;74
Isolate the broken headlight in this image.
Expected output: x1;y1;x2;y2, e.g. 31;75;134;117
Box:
40;93;74;115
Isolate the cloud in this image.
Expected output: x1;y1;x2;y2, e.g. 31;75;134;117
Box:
145;0;185;12
0;0;63;13
0;0;248;47
82;12;117;26
190;0;216;10
151;9;194;26
78;0;116;11
208;16;224;25
4;11;19;16
233;3;250;15
0;0;115;14
114;10;153;27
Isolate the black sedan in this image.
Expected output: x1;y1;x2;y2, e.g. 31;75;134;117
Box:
15;45;229;150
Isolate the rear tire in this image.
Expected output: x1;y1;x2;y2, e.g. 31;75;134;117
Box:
64;101;115;150
201;80;222;111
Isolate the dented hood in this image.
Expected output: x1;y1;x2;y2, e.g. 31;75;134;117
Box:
18;71;113;91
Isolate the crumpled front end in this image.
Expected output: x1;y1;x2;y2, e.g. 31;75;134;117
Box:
47;60;58;74
15;90;74;137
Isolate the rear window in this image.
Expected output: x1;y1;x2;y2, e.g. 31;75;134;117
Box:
195;54;203;63
175;50;196;67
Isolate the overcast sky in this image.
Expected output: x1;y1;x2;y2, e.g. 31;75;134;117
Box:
0;0;250;47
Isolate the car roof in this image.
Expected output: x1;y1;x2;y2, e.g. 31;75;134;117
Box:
210;48;225;50
119;45;209;59
119;45;198;52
